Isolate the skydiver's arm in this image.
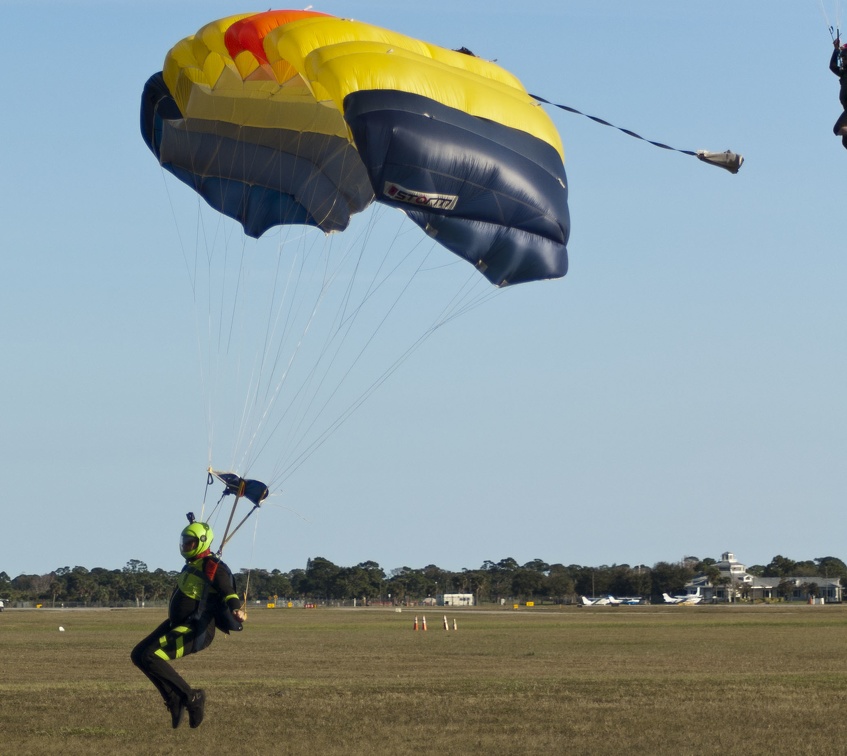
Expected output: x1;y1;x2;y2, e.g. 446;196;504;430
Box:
213;562;244;613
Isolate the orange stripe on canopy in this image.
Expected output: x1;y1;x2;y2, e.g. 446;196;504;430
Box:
224;9;332;63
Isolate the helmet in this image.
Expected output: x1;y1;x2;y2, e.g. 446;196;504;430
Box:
180;521;214;559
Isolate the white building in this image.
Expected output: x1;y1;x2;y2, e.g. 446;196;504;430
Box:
439;593;475;606
686;552;843;603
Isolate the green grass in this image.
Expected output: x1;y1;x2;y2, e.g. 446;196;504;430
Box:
2;604;847;754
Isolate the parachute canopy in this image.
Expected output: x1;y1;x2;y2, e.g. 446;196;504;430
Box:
141;9;569;286
210;470;270;507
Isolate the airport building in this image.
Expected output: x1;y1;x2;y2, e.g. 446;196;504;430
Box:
685;552;843;603
438;593;475;606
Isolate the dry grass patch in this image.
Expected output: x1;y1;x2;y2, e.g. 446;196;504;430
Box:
2;605;847;755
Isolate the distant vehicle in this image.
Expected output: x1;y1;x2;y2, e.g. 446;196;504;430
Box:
662;591;702;605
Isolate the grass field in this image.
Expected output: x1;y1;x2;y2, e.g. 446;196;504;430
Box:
2;603;847;755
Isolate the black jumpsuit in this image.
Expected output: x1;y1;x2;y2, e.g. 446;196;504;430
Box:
130;556;242;706
830;48;847;145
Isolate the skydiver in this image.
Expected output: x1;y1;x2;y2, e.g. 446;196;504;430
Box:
130;519;246;728
830;38;847;147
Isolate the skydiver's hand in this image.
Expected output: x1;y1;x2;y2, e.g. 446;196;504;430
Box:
233;609;246;622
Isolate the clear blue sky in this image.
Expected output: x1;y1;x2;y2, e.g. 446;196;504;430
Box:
3;1;845;578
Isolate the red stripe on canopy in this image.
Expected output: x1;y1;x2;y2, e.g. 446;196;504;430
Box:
224;9;333;63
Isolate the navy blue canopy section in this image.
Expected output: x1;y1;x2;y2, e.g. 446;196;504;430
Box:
213;472;269;506
140;72;374;237
344;90;570;287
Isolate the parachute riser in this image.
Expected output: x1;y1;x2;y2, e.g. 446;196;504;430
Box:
219;500;261;554
206;468;269;558
215;495;242;559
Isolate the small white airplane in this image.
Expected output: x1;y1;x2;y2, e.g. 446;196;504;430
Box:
581;595;640;606
662;592;702;605
581;595;613;606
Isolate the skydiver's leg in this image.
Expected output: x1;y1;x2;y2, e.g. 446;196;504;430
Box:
834;111;847;136
131;620;207;704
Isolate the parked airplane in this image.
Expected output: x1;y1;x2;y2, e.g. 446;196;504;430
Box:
581;595;641;606
581;595;613;606
662;592;702;605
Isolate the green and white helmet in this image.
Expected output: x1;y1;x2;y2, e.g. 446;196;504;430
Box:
180;521;214;559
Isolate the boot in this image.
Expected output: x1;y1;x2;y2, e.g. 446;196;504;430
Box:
187;689;206;728
165;696;185;729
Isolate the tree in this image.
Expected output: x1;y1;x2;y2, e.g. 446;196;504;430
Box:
715;574;732;602
482;559;518;600
815;556;847;581
304;557;342;599
265;569;293;600
458;569;489;601
544;565;575;601
776;579;795;601
651;561;695;598
522;558;550;574
764;555;797;578
705;566;722;589
124;559;148;574
339;562;385;601
511;569;544;599
288;568;308;596
387;567;429;603
123;560;151;606
792;560;818;577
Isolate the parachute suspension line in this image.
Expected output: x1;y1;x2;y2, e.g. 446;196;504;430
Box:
256;210;431;483
265;260;494;489
428;266;502;326
820;0;842;40
821;0;834;39
228;230;306;475
237;206;415;482
241;510;262;616
229;230;286;477
207;233;243;473
197;469;215;523
243;220;386;481
531;94;743;174
231;226;363;477
281;214;426;437
159;167;196;300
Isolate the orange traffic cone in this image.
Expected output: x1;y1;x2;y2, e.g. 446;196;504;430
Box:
422;615;427;631
413;616;418;631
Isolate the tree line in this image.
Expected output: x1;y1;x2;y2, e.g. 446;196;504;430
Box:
3;554;846;607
